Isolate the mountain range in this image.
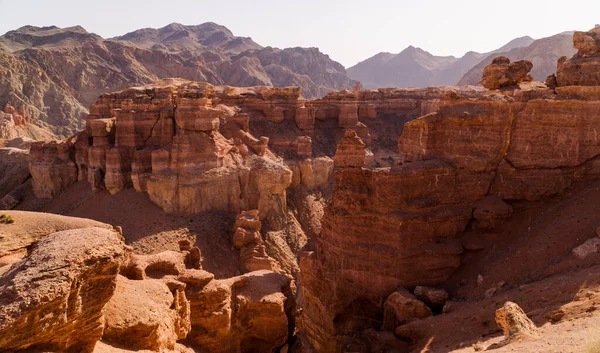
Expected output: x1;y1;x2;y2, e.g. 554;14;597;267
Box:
0;22;581;138
0;23;355;137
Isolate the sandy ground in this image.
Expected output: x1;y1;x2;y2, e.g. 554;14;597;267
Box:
12;177;600;353
401;179;600;353
17;181;241;278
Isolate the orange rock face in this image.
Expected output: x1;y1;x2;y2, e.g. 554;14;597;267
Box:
0;227;125;352
300;79;600;350
480;56;533;89
29;80;467;229
185;270;294;353
557;27;600;86
103;275;191;351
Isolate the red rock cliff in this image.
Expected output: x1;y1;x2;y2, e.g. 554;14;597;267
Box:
300;48;600;350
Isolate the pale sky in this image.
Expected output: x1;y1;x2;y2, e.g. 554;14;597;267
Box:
0;0;598;67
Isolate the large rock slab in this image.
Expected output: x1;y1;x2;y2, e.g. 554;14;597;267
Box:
103;275;191;351
0;227;125;352
0;211;112;261
186;270;294;353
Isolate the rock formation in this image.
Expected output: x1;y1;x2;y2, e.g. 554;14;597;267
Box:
557;26;600;86
495;301;540;342
480;56;534;89
29;80;475;228
185;270;294;353
0;103;55;140
0;226;125;352
0;144;31;209
0;24;355;138
232;210;281;273
381;288;432;331
0;210;297;353
458;32;576;86
300;49;600;350
103;275;191;351
0;211;113;266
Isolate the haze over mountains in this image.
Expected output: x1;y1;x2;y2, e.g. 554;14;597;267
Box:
347;36;538;88
0;21;583;138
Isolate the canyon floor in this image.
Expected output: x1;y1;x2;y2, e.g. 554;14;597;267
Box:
11;176;600;353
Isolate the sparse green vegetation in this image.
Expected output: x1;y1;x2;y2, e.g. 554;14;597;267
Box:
0;214;14;224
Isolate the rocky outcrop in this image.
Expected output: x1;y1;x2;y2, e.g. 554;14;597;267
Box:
382;288;432;331
0;104;55;140
112;238;293;353
495;302;540;343
0;24;354;138
413;286;449;310
0;211;113;266
232;210;280;273
557;27;600;86
185;270;295;353
480;56;533;89
0;144;31;209
0;226;125;352
458;33;576;86
30;81;480;228
300;76;600;350
103;275;191;351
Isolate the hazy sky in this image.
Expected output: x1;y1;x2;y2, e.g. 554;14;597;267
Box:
0;0;598;67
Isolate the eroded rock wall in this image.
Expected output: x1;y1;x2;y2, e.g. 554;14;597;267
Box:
300;78;600;351
29;80;474;226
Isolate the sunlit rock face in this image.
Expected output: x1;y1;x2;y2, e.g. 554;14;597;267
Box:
300;63;600;350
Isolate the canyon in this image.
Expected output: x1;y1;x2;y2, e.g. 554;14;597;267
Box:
0;23;355;138
1;25;600;353
0;23;588;142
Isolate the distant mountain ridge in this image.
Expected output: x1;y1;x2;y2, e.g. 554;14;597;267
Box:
0;23;355;137
457;33;577;86
347;36;535;88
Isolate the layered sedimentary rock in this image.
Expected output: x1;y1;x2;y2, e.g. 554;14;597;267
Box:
557;27;600;86
0;144;31;209
103;275;191;351
0;226;125;352
301;57;600;350
185;270;294;353
0;211;112;266
30;80;480;228
232;210;281;273
0;103;55;140
480;56;533;89
112;240;294;352
0;24;355;138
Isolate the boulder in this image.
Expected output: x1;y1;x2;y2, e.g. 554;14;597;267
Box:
557;27;600;86
495;301;539;343
186;270;294;353
413;286;449;310
0;227;125;352
480;56;533;89
572;237;600;259
103;275;191;351
381;288;432;331
472;195;513;231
